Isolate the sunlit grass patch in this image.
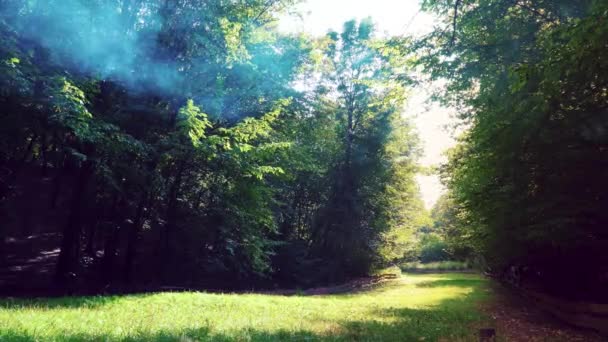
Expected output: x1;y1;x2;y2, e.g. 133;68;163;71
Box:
401;261;472;272
0;273;490;341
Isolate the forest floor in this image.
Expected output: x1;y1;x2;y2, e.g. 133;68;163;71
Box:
0;273;604;341
483;282;605;341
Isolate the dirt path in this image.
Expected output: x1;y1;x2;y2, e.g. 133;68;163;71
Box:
485;283;605;341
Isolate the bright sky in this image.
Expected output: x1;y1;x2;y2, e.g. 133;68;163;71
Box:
278;0;456;209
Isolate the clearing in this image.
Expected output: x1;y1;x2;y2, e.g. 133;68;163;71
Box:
0;273;603;341
0;273;487;341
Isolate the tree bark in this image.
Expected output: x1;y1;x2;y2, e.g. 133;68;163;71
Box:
160;160;186;280
124;193;147;284
49;152;67;209
84;212;101;256
40;133;48;177
102;222;121;286
54;159;94;292
165;160;186;252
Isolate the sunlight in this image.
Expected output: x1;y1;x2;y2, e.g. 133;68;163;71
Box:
0;274;488;341
279;0;455;208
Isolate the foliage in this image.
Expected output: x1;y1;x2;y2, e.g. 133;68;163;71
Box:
0;1;424;291
308;19;420;281
419;233;449;263
430;193;474;260
418;0;608;296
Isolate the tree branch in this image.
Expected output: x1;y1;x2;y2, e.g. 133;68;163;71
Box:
512;0;559;24
450;0;461;48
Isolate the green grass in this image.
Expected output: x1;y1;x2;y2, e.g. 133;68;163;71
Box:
401;261;472;272
0;273;490;341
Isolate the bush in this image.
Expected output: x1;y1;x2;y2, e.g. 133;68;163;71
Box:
419;236;449;263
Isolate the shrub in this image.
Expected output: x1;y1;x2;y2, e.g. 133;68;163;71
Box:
419;237;449;263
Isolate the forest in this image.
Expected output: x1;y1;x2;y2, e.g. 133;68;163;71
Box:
0;0;607;339
0;0;426;293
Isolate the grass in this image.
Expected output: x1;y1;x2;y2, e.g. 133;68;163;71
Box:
401;261;472;272
0;273;491;341
370;265;402;277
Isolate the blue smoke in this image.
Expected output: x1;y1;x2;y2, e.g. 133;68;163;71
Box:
1;0;300;121
4;0;182;94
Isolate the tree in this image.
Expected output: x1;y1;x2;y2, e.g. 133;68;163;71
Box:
0;1;426;293
309;19;421;280
419;0;608;297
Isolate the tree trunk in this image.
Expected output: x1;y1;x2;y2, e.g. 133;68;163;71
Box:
40;133;48;177
84;216;100;256
49;152;67;209
54;159;94;292
102;222;121;286
124;193;147;284
165;160;186;251
161;160;186;279
20;133;38;165
345;107;354;169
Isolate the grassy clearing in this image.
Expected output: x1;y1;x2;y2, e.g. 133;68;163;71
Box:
401;261;472;272
0;273;490;341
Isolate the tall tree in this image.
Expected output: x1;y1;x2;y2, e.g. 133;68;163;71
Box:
310;19;420;280
419;0;608;297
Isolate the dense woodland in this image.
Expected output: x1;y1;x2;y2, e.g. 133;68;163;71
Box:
422;0;608;300
0;0;607;301
0;0;424;293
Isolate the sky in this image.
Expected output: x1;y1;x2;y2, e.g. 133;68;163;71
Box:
278;0;456;209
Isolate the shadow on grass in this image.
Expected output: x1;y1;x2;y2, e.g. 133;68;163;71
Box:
0;277;397;309
0;301;489;341
0;277;408;310
415;277;486;289
0;294;125;309
0;274;491;341
0;327;327;342
0;307;484;341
